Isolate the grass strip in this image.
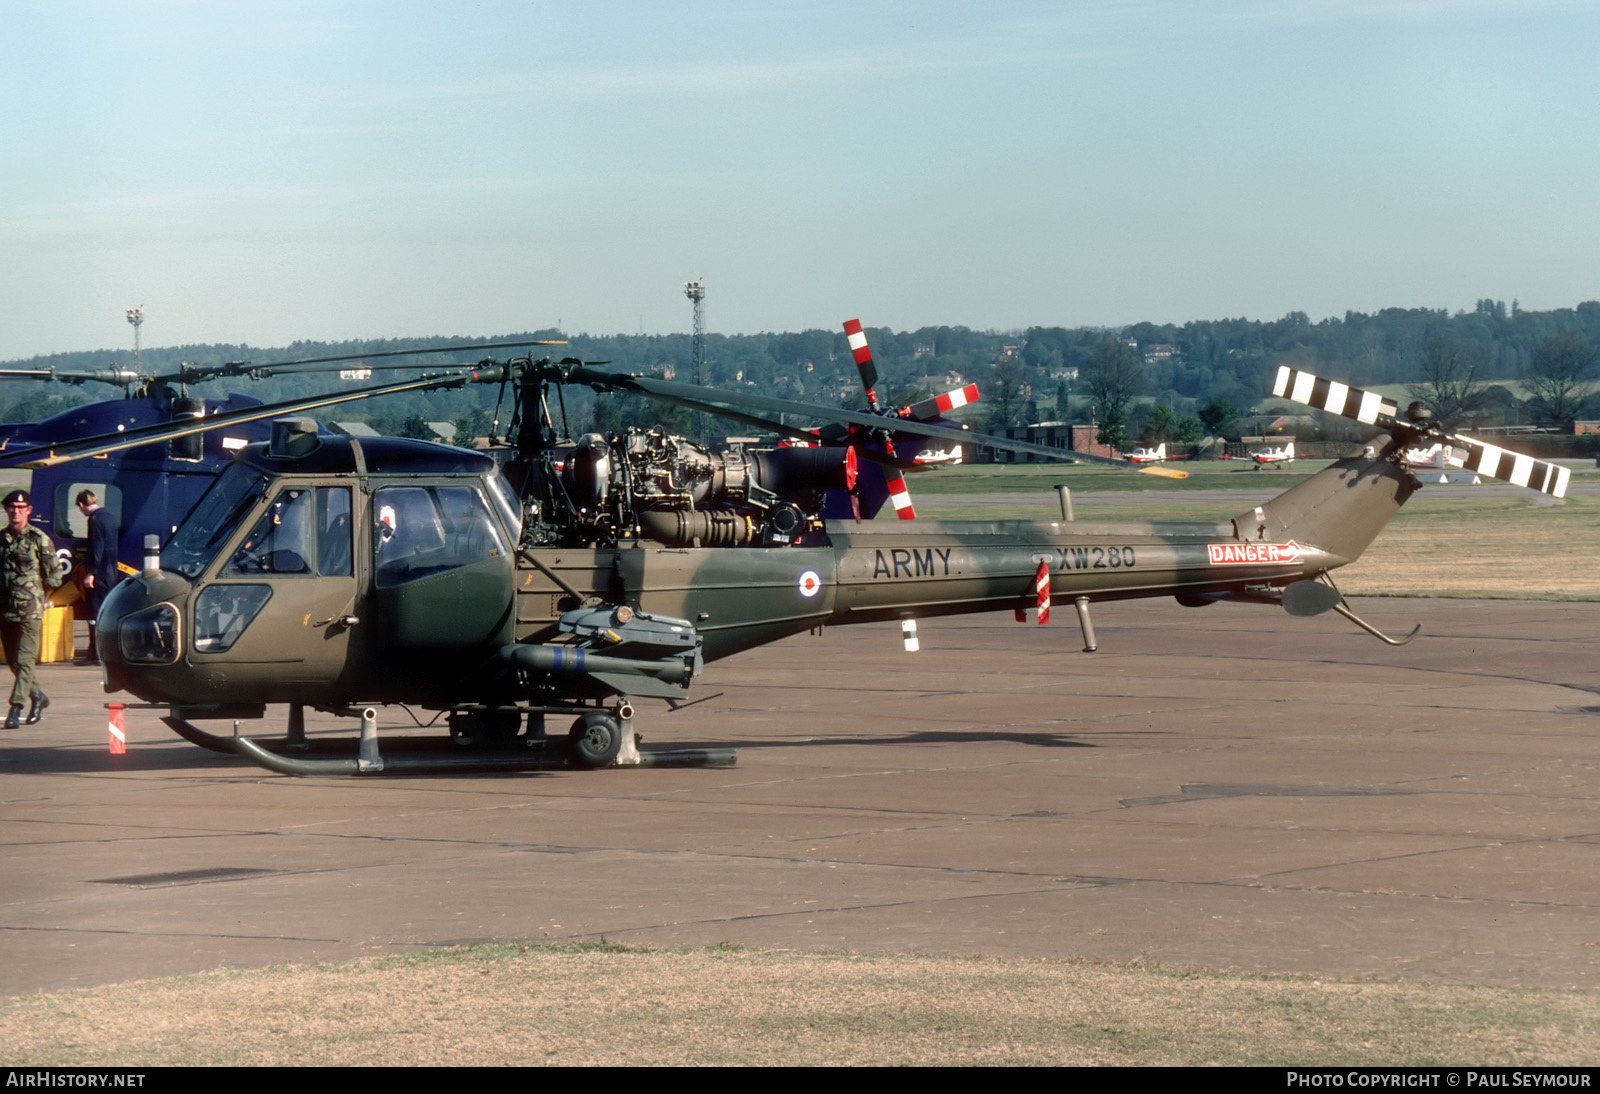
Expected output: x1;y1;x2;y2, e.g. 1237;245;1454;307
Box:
3;943;1595;1067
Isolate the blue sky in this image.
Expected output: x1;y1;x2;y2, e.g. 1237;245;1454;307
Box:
3;0;1598;360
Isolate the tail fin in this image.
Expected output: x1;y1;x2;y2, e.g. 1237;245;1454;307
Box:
1235;435;1416;567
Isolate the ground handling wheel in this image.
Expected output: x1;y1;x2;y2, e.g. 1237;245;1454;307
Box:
568;712;623;769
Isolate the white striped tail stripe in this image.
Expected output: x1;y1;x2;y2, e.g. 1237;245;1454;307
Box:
1034;559;1051;625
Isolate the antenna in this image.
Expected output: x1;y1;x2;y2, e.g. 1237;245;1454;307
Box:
125;305;145;373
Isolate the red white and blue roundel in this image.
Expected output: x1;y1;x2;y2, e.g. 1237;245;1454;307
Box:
796;569;822;599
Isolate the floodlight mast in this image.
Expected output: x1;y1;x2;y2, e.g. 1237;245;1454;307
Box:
683;277;707;443
125;305;145;374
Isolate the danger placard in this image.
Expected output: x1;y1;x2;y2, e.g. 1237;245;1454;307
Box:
1207;541;1302;565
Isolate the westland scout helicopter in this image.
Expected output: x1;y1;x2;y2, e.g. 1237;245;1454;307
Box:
1;327;1570;775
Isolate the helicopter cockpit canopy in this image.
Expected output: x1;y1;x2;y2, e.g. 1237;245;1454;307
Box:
162;462;271;578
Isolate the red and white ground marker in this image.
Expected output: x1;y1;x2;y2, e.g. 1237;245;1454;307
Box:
108;703;126;755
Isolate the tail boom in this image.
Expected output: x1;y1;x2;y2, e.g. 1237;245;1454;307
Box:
825;519;1347;626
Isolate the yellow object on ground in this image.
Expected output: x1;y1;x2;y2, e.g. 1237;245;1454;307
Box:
39;606;73;664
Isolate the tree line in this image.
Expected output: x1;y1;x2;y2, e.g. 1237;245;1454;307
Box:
3;300;1596;450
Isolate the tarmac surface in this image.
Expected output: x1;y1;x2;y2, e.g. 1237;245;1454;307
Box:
3;600;1598;998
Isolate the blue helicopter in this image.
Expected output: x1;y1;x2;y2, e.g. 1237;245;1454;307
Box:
0;342;563;589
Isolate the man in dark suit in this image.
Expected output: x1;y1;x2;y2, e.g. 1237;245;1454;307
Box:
76;490;119;664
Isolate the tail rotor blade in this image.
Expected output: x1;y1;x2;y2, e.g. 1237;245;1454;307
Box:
1271;365;1569;497
1273;366;1397;424
1446;433;1571;497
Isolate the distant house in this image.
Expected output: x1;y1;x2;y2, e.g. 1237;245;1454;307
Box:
1142;343;1177;362
1259;414;1317;434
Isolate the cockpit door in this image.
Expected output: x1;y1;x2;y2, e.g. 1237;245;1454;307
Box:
369;482;515;650
188;484;362;700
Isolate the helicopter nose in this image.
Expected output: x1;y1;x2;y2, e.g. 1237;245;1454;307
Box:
97;570;191;696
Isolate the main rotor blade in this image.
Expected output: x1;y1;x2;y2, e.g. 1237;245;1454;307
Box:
249;356;528;379
902;383;980;422
842;319;881;409
145;340;567;387
0;370;484;469
0;367;143;387
603;384;833;445
567;366;1165;472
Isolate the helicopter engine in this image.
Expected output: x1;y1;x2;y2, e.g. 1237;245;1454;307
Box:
555;428;851;549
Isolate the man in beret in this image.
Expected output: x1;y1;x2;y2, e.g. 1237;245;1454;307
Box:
0;489;63;728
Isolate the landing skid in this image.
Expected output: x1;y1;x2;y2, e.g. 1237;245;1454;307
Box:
231;734;736;775
154;706;738;775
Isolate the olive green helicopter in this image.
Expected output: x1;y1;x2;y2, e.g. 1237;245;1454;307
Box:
0;324;1570;775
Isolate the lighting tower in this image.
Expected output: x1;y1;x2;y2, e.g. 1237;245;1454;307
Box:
683;278;706;387
125;305;145;373
683;278;707;442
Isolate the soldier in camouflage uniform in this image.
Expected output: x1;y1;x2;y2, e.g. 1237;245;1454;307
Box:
0;490;62;728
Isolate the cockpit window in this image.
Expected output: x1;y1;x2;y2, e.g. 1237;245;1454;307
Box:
228;488;313;574
373;485;507;588
193;585;273;652
484;467;523;543
226;486;352;577
316;487;353;576
161;463;270;578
